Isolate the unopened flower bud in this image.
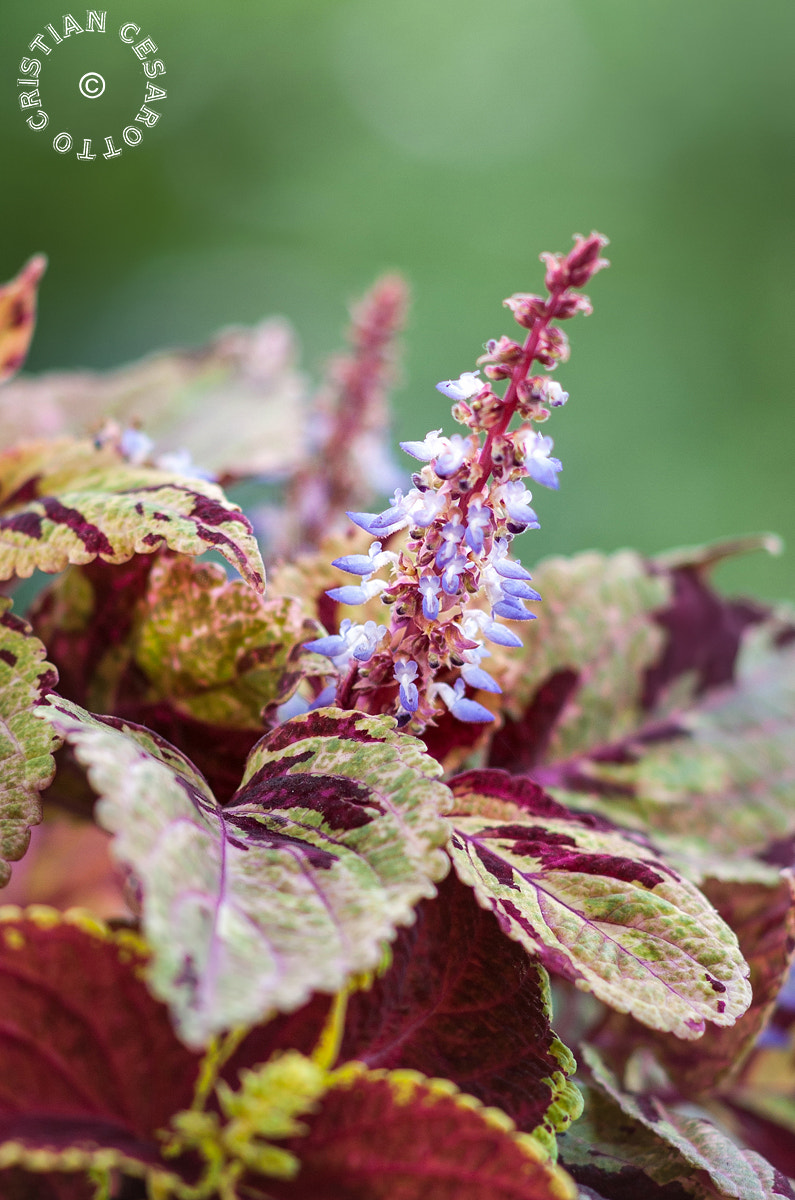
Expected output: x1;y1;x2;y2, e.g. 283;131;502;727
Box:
503;293;547;329
554;293;594;319
484;363;512;381
536;327;570;367
540;252;568;293
564;232;610;287
477;336;523;365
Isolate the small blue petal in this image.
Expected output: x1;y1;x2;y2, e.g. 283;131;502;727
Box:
309;685;338;709
352;641;377;663
493;559;534;581
492;599;537;621
347;510;385;535
526;457;562;490
347;508;406;535
303;635;347;657
399;681;419;712
399;438;435;461
502;579;542;601
326;585;369;605
275;692;310;721
331;554;376;576
460;665;502;694
484;622;524;648
422;592;440;620
451;697;495;723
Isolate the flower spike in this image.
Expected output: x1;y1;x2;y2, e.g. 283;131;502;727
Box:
318;234;608;730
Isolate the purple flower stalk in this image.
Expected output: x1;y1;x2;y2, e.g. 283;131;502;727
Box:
311;233;609;730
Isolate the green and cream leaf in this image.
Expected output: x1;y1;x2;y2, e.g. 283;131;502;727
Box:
0;438;265;590
0;600;60;888
447;771;751;1039
36;699;451;1048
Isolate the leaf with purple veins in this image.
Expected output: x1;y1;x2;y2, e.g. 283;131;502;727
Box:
446;770;751;1039
36;699;451;1047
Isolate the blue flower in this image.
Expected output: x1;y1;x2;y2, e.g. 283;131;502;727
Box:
434;434;472;478
464;498;492;553
394;659;420;712
495;481;540;529
304;619;387;670
419;574;442;620
484;620;524;648
460;643;501;694
520;429;562;490
489;538;535;581
399;429;445;461
491;598;537;622
325;576;386;606
332;541;386;576
441;555;467;596
120;427;154;465
461;608;524;650
501;578;542;602
433;678;494;723
435;519;464;568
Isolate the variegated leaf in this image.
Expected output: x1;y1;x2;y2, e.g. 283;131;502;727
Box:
578;1045;795;1200
487;542;775;776
29;555;293;800
447;770;750;1039
226;877;583;1157
0;256;46;385
0;600;59;888
37;699;451;1047
0;438;265;589
559;1083;698;1199
135;554;320;726
591;871;795;1096
0;318;306;477
542;625;795;865
488;551;670;771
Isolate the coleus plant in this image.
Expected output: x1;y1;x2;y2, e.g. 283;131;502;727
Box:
0;236;793;1200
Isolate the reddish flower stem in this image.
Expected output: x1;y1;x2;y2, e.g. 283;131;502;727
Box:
471;287;566;495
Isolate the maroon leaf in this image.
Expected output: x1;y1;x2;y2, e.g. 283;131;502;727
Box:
642;546;772;710
0;1169;95;1199
262;1064;577;1200
0;908;200;1184
339;871;581;1147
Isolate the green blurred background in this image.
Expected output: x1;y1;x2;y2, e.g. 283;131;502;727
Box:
2;0;794;599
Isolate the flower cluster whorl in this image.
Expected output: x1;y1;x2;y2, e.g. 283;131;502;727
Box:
305;233;609;731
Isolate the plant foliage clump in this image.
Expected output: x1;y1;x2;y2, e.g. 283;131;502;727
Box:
0;242;793;1199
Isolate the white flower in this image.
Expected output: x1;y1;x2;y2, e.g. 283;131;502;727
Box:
435;371;482;401
400;429;445;461
304;619;387;671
